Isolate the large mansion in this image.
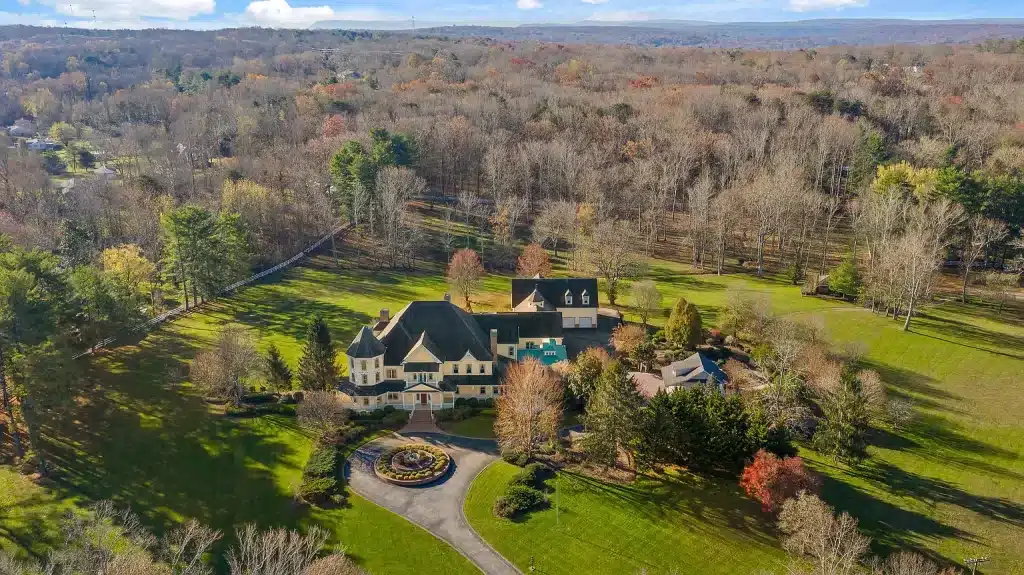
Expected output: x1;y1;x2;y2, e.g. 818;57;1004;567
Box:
338;277;598;411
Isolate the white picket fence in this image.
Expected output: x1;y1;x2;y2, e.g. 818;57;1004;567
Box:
75;222;352;358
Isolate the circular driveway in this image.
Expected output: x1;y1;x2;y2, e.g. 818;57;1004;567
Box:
345;432;520;575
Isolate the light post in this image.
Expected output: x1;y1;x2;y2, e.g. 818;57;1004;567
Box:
965;557;990;575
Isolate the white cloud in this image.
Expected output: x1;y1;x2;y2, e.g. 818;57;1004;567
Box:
586;10;649;21
581;0;609;4
516;0;542;9
788;0;867;11
38;0;214;21
241;0;400;27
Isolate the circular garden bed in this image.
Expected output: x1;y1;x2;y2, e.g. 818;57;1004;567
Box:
374;443;451;486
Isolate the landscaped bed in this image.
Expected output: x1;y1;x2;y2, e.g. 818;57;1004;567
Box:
374;444;451;486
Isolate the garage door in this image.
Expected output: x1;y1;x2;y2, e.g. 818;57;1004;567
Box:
579;317;593;329
562;316;576;329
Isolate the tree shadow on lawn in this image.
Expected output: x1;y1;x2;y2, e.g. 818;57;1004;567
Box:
0;485;68;561
857;360;964;416
646;266;724;292
560;469;779;548
909;311;1024;360
816;470;979;562
201;295;374;345
36;326;313;558
900;413;1024;483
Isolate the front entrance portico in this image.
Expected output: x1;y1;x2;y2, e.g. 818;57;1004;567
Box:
402;383;452;410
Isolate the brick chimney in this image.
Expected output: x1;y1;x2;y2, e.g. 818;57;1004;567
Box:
490;329;498;359
379;308;389;322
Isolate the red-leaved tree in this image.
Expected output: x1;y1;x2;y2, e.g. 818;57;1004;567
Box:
516;243;552;278
740;450;819;513
322;114;347;138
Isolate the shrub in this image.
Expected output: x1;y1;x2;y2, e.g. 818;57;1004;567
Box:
435;408;455;422
479;397;495;408
242;392;278;404
501;449;529;467
303;446;338;478
382;411;409;427
454;398;469;408
452;405;475;420
299;476;338;504
466;397;480;408
493;485;546;518
278;392;297;405
509;462;551;489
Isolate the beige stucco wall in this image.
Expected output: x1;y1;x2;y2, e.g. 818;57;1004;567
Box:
442;360;491;376
557;307;598;327
457;384;501;397
347;354;384;385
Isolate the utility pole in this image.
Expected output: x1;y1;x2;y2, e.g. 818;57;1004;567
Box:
965;557;989;575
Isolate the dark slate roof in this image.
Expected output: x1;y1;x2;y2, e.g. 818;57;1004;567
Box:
474;312;564;344
660;352;728;387
377;301;493;365
338;380;406;397
511;278;598;310
346;326;386;358
404;362;440;372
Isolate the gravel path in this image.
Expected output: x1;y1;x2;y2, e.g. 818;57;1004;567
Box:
345;432;520;575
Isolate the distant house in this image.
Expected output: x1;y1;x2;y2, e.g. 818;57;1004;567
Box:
94;166;116;178
660;352;728;395
25;138;60;152
7;119;35;138
510;276;599;329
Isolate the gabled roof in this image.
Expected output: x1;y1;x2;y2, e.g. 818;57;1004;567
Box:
377;300;493;365
403;331;444;364
512;287;556;312
660;352;728;387
511;278;598;310
346;326;386;358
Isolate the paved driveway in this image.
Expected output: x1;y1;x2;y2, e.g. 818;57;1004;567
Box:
345;432;520;575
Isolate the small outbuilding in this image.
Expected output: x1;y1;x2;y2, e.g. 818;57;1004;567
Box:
660;352;728;395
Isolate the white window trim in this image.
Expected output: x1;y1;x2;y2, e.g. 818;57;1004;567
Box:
564;290;572;305
581;290;590;306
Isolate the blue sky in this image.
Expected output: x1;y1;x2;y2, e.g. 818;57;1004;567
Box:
1;0;1022;30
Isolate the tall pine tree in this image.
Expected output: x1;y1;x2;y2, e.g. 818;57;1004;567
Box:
582;360;645;469
298;317;337;391
264;344;294;391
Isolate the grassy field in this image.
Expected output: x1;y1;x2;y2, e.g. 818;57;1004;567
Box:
494;257;1023;573
2;254;486;573
465;461;787;574
2;233;1022;573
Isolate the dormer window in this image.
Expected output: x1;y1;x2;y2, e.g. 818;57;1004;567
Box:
581;290;590;306
565;290;573;305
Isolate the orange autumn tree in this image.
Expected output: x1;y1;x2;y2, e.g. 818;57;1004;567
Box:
495;358;564;459
516;243;552;278
740;449;820;513
447;248;485;311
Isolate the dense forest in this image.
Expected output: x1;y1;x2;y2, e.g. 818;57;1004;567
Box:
1;24;1023;472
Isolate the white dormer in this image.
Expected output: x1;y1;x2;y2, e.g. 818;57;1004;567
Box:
460;349;478;361
581;289;590;306
564;290;573;305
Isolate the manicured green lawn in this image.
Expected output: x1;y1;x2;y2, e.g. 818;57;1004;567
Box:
439;409;498;438
465;461;787;574
8;255;485;573
5;242;1022;574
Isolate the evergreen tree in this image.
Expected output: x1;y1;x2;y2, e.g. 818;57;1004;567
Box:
582;361;645;469
665;297;703;348
849;128;888;193
828;254;862;300
813;368;870;464
298;317;337;391
264;344;293;391
57;220;93;270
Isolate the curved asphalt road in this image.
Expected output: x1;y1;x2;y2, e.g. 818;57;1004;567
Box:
345;432;521;575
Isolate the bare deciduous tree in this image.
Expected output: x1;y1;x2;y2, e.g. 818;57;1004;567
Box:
296;390;348;437
494;358;563;459
587;219;647;305
959;215;1007;302
778;492;871;575
376;166;426;268
190;325;259;407
227;524;361;575
447;248;485;311
630;280;662;326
